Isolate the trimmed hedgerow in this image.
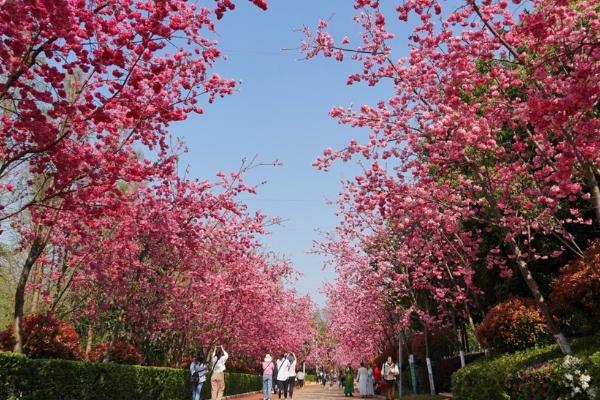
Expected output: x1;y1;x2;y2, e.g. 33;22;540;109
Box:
451;335;600;400
199;372;261;398
0;351;261;400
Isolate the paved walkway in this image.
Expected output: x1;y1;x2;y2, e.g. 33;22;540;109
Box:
232;384;383;399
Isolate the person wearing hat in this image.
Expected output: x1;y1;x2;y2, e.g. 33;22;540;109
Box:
262;353;275;400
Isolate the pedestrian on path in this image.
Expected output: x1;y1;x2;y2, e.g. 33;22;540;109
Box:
329;370;335;390
373;365;381;395
262;354;275;400
211;346;229;400
272;360;279;396
296;370;305;388
276;353;291;399
382;356;399;400
357;362;368;398
343;364;354;397
190;353;208;400
366;364;375;398
286;352;297;399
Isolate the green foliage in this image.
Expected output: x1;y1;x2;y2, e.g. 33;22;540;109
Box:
304;374;316;382
590;352;600;387
0;351;261;400
451;335;600;400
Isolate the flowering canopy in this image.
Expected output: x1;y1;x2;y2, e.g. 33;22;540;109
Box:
306;0;600;358
1;0;317;363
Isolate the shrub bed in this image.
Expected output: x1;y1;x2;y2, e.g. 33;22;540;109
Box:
89;340;142;365
0;351;261;400
451;335;600;400
0;313;82;360
476;297;551;353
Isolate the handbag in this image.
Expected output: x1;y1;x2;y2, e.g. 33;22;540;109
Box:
191;362;208;384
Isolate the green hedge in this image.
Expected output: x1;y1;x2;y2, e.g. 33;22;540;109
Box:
304;374;316;382
205;372;261;398
0;352;261;400
451;335;600;400
590;352;600;385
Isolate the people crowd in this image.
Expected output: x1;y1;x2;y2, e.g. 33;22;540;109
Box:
190;349;400;400
315;356;399;399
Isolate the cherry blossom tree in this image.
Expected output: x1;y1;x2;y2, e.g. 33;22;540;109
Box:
0;0;276;353
304;0;600;354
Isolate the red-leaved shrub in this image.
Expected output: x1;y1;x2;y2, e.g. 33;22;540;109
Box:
550;239;600;335
89;340;142;365
0;313;82;360
476;297;550;353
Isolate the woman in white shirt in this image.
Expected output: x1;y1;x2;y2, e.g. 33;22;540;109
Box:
276;353;291;399
211;346;229;400
382;357;399;400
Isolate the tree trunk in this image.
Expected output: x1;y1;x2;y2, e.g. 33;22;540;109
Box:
511;240;571;354
103;316;123;363
584;166;600;224
423;325;436;395
85;323;94;360
398;332;403;398
13;236;45;353
30;272;40;314
461;322;470;353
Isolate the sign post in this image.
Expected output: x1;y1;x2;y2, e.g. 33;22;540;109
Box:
408;354;417;394
426;357;435;395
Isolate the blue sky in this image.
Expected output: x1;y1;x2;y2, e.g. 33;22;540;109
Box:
170;0;410;305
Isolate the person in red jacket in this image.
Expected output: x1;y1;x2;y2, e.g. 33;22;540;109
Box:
373;365;382;395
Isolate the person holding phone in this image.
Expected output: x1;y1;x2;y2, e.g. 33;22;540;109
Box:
211;346;229;400
276;353;291;399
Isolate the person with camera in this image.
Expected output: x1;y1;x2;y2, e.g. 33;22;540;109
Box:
210;346;229;400
275;352;291;399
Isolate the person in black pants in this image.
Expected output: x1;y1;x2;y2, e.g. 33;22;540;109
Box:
276;353;290;399
287;352;297;399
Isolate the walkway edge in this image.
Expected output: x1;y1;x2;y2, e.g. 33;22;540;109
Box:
224;390;262;399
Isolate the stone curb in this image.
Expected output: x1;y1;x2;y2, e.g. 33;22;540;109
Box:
223;390;262;399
